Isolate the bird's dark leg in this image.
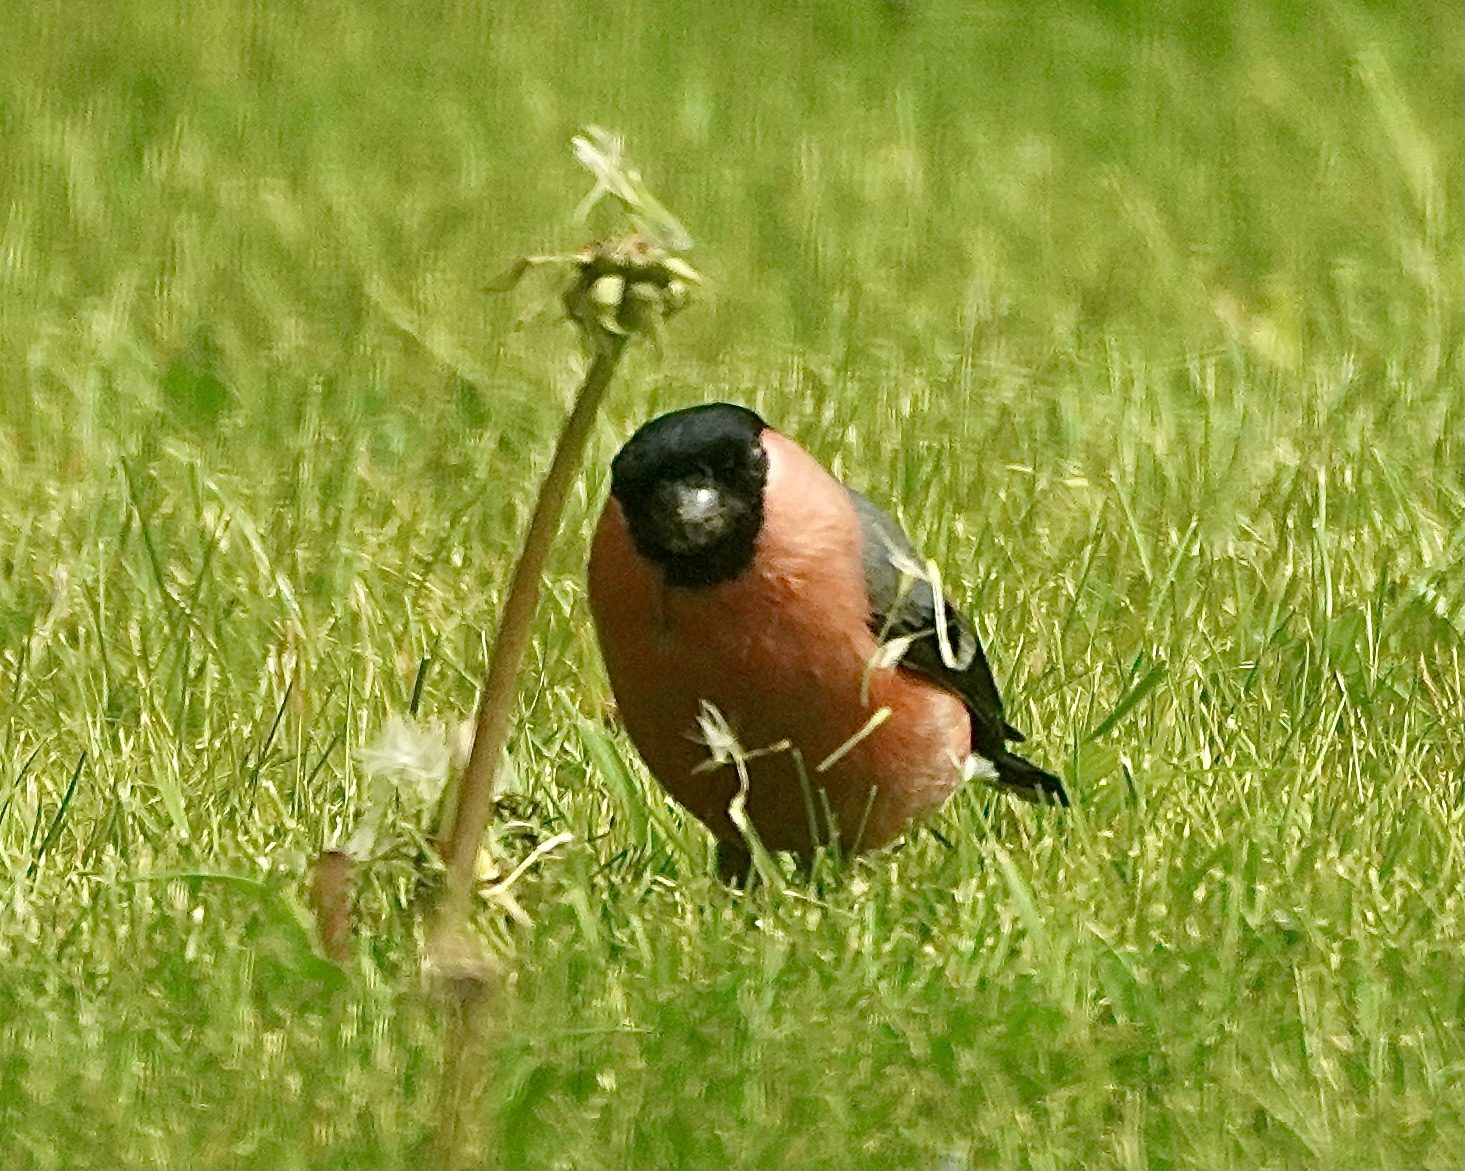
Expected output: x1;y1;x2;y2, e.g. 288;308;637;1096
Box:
714;839;753;886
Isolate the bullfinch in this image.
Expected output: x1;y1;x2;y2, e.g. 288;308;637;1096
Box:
587;403;1067;865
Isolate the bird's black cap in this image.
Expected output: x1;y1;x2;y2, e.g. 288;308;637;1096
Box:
610;403;769;588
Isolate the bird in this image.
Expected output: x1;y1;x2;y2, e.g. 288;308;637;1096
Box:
586;402;1066;869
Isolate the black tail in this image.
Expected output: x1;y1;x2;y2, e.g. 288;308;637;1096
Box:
990;749;1069;807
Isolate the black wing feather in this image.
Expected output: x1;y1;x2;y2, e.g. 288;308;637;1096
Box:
847;491;1007;743
846;488;1068;806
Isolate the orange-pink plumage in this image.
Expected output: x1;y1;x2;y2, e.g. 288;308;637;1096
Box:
587;404;1065;863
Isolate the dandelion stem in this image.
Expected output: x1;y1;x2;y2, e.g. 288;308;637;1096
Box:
438;335;628;917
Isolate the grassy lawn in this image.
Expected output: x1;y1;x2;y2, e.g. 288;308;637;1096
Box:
0;1;1460;1166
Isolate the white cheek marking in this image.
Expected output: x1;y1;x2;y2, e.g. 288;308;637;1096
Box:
963;753;999;783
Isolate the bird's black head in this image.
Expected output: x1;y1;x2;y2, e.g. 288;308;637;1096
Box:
609;403;769;588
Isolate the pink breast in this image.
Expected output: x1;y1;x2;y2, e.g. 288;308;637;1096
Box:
588;431;971;855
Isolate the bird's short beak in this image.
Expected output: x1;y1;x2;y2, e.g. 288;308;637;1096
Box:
656;479;730;553
675;483;722;528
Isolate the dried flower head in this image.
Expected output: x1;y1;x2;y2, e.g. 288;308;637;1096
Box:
489;126;701;355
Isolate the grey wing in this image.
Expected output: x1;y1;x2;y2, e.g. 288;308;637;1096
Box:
847;489;1021;751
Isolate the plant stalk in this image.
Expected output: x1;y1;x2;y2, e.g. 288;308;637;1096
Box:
438;336;628;917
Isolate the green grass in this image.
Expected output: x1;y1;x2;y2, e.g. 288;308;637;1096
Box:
1;0;1461;1166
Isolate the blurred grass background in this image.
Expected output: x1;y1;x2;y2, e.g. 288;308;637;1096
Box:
0;0;1461;1167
